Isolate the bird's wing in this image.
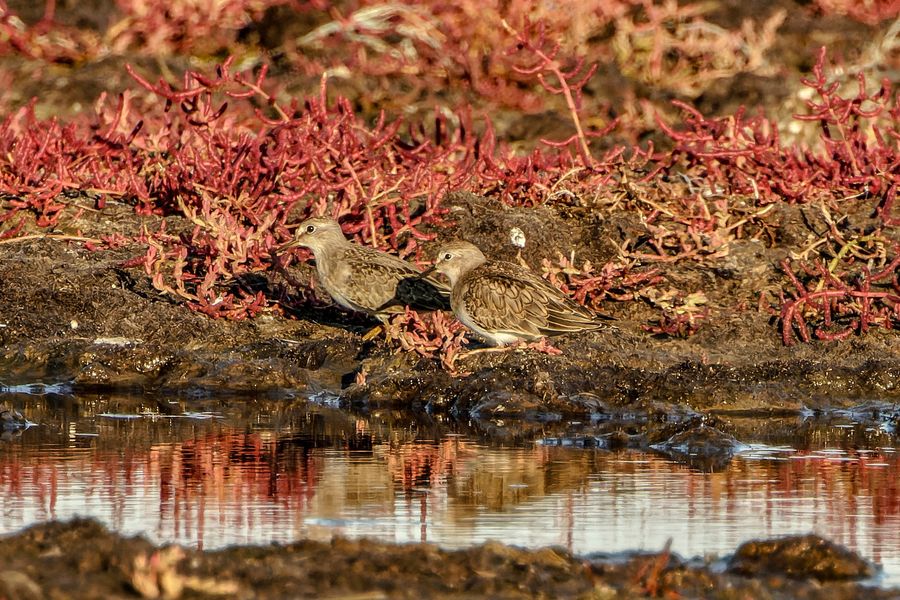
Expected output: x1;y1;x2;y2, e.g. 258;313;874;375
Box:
391;275;452;312
460;268;548;339
341;246;450;313
461;263;602;338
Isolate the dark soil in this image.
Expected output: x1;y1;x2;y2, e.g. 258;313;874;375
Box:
3;193;898;411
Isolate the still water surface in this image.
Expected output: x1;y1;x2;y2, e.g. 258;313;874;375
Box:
2;391;900;585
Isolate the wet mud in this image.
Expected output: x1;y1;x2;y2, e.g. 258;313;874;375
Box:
2;196;898;412
0;519;893;600
3;202;900;594
0;193;898;492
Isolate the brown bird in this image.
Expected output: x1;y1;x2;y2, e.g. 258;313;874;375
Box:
425;241;611;346
280;217;450;321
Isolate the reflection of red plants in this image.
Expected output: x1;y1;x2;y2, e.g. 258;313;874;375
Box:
170;432;319;504
385;438;469;492
0;430;322;536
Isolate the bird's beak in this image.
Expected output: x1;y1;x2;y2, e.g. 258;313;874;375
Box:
418;265;437;279
277;237;303;254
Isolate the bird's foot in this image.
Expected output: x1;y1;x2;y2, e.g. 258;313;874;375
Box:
453;346;511;360
361;324;384;342
454;338;562;360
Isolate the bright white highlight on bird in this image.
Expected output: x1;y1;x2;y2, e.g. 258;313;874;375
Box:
509;227;526;249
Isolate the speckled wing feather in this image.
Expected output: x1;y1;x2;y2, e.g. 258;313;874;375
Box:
458;261;601;339
333;245;450;315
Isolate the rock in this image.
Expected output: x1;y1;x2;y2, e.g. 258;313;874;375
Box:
0;407;27;430
727;534;874;580
0;570;42;600
650;424;746;471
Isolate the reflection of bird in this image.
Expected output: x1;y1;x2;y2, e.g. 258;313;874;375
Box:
280;217;450;321
426;241;612;346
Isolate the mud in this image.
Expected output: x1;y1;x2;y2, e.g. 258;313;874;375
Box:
1;193;899;438
1;191;898;488
4;194;898;403
0;519;893;600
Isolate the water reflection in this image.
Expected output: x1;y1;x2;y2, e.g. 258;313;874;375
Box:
2;393;900;585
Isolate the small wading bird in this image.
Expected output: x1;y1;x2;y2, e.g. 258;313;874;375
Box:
279;217;450;330
423;241;612;347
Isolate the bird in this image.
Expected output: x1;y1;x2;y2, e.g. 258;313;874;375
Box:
424;241;611;346
279;217;450;322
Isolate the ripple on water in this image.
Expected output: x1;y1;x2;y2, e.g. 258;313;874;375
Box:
0;391;899;587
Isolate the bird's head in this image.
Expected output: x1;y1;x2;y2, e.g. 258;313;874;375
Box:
279;217;347;257
425;241;486;287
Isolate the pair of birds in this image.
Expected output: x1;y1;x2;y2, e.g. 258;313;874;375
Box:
280;217;609;346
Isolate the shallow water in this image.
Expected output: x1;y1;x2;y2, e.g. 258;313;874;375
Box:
2;392;900;586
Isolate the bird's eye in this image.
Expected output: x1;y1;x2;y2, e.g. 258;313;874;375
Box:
305;225;315;234
443;252;452;260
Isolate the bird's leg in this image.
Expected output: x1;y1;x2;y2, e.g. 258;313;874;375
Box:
454;346;514;359
454;338;562;360
361;324;384;342
515;250;530;269
363;313;402;342
362;313;393;342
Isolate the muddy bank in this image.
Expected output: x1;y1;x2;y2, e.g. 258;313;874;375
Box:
1;196;899;474
0;519;891;599
1;197;898;414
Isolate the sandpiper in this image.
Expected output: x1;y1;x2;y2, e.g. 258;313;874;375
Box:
280;217;450;321
425;241;610;346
